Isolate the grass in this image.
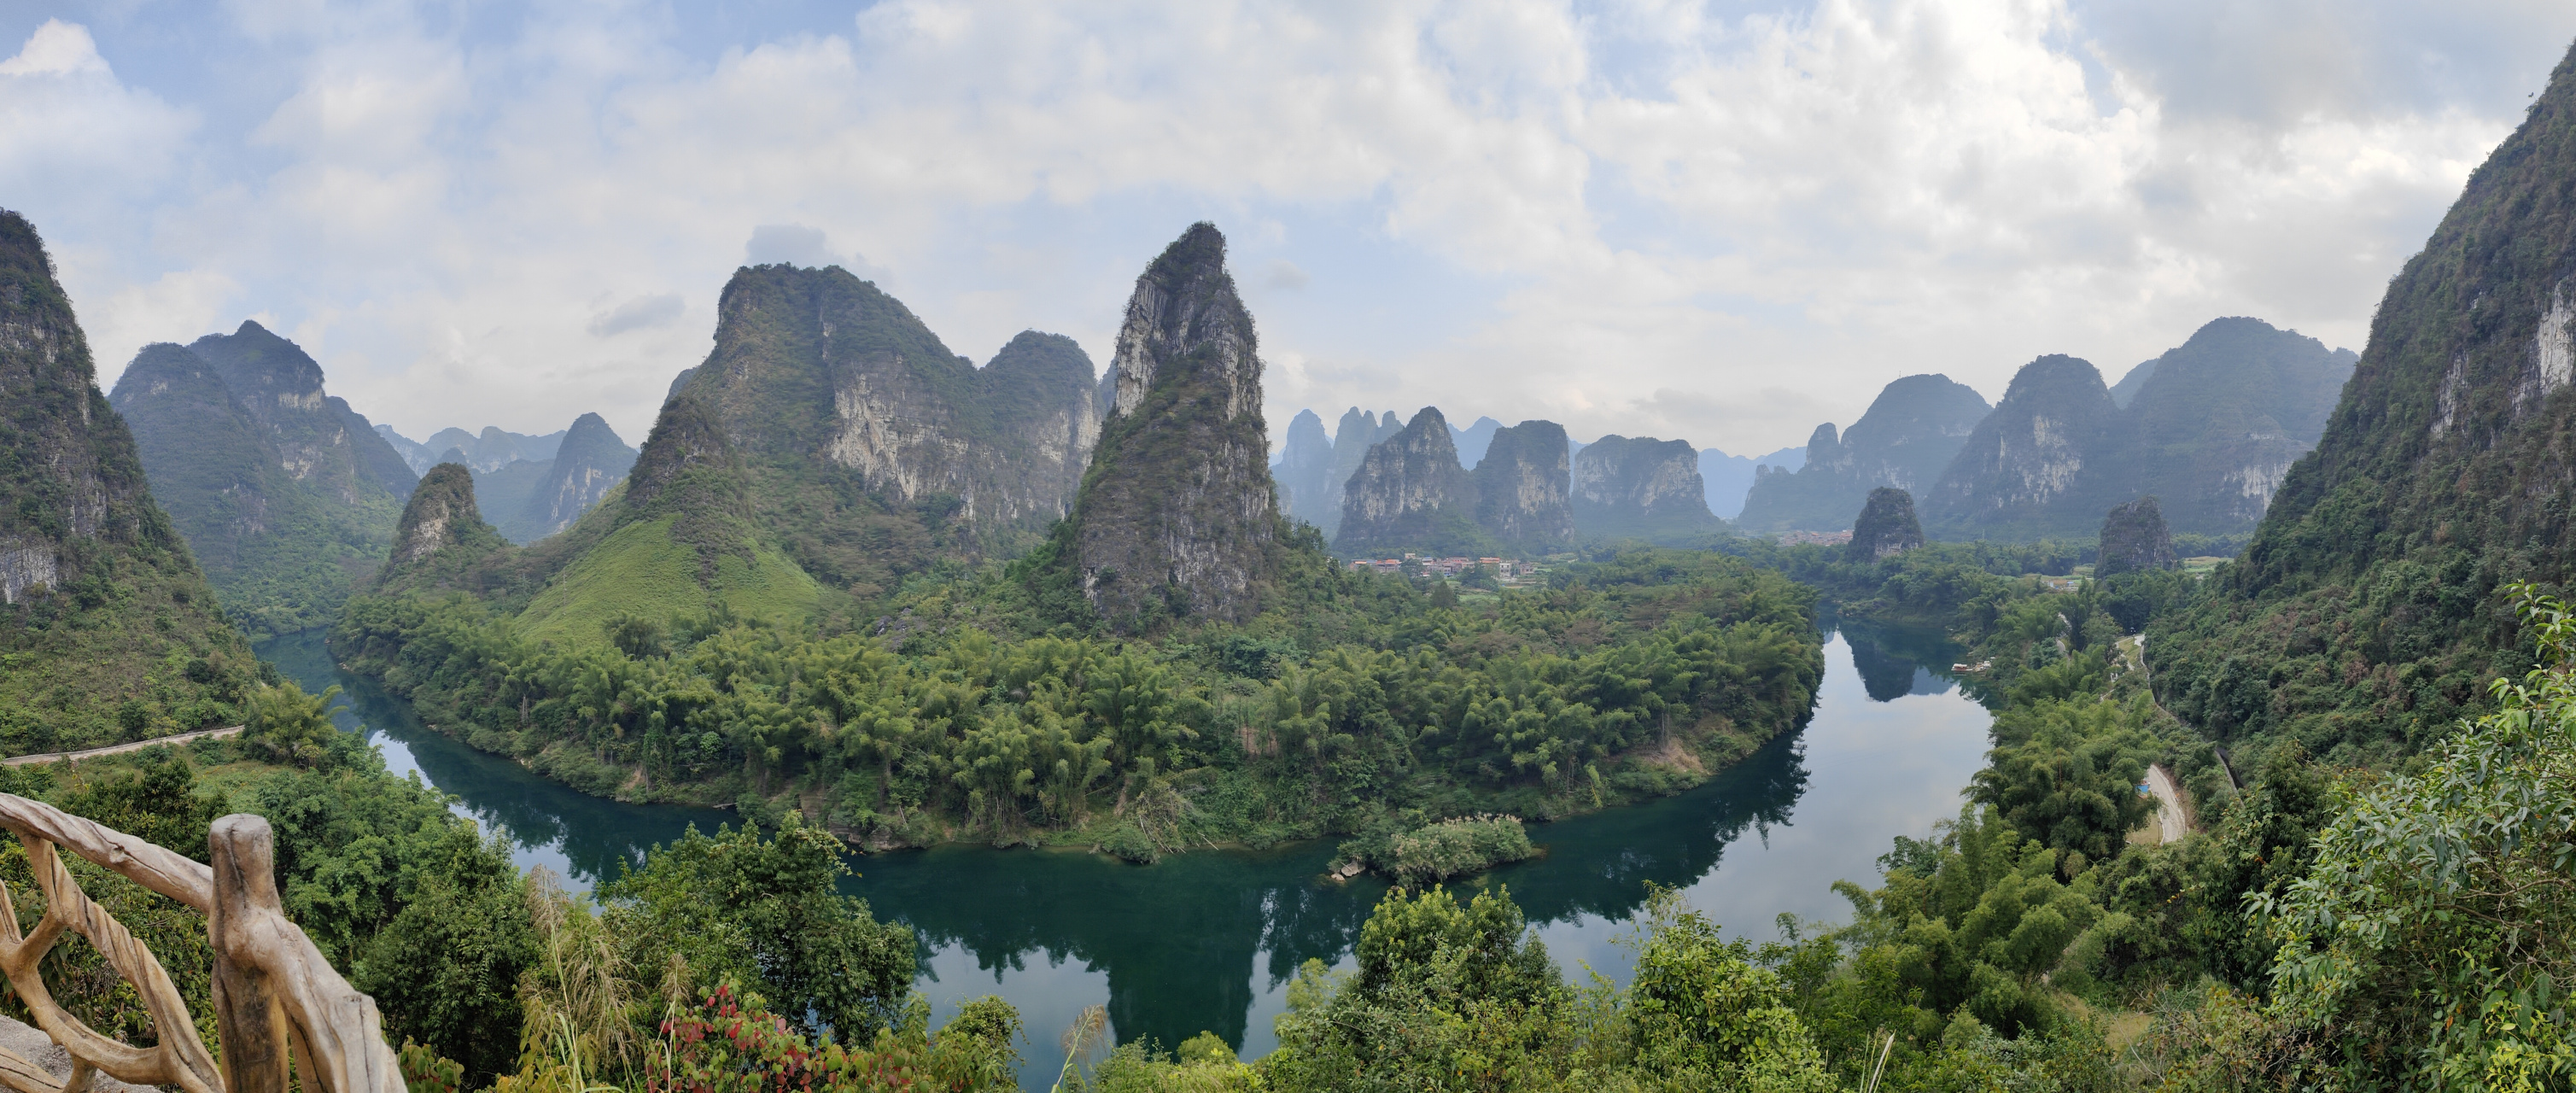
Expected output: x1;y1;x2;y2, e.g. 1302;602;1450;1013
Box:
515;514;823;646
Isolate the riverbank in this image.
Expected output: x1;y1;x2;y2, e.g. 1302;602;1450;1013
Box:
326;550;1828;862
266;623;1989;1079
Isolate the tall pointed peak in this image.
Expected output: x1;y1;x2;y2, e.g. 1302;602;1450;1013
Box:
1056;222;1282;630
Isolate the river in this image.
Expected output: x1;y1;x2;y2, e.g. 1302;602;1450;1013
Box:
260;622;1990;1082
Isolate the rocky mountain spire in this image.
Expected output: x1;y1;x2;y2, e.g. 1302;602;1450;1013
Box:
1921;356;2117;537
1271;408;1335;528
377;463;507;593
1571;435;1726;542
1334;407;1477;556
1469;419;1573;555
1055;223;1282;629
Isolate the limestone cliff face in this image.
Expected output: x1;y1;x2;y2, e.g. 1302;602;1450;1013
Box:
518;412;638;541
2157;41;2576;748
677;265;1095;533
1922;356;2117;537
975;330;1101;520
2097;496;2177;576
378;463;508;593
1848;488;1925;562
185;321;416;503
1058;223;1282;628
0;212;201;606
1571;435;1725;542
1738;375;1991;533
1470;419;1573;555
0;210;251;741
1333;407;1476;556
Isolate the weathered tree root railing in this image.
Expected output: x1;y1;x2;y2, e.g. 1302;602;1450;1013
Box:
0;793;401;1093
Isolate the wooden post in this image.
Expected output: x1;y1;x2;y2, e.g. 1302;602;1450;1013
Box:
211;814;291;1093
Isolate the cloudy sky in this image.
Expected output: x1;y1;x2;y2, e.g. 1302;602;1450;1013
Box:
7;1;2574;454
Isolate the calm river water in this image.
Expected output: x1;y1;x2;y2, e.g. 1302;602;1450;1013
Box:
261;622;1990;1082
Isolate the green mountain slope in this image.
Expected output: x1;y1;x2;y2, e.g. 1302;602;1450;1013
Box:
111;339;404;636
0;210;258;751
2153;42;2576;763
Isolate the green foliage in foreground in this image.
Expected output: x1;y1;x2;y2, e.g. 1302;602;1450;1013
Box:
333;550;1824;856
2252;583;2576;1087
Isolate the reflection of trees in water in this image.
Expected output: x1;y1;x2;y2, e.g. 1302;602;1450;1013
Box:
265;631;713;888
265;628;1832;1057
872;729;1816;1053
866;845;1351;1050
1485;728;1808;931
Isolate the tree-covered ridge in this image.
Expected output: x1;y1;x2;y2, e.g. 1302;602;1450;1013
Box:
110;339;406;637
0;210;260;752
331;548;1821;857
2153;39;2576;768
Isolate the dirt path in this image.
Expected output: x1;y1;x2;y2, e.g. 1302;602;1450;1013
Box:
2144;763;2188;844
3;725;243;767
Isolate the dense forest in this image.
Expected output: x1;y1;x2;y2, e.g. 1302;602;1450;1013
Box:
332;545;1824;863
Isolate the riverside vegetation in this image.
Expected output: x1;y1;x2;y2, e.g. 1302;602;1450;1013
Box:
331;546;1825;863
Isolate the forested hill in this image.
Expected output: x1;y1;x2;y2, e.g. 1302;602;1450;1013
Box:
0;210;261;752
2155;41;2576;764
112;327;414;637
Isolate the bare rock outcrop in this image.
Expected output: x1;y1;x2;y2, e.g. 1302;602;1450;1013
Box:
1469;419;1574;555
1334;407;1477;556
1571;435;1726;542
1056;223;1283;628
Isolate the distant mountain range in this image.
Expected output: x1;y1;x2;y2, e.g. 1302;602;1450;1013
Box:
377;418;640;544
110;320;418;636
1274;407;1735;552
1732;318;2354;540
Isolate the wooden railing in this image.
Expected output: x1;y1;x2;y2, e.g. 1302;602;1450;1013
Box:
0;794;401;1093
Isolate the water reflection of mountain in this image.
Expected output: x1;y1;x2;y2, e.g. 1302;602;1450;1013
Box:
1836;621;1965;703
251;626;1993;1064
856;726;1815;1052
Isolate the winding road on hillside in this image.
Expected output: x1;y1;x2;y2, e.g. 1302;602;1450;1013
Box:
3;725;244;767
2144;763;2188;844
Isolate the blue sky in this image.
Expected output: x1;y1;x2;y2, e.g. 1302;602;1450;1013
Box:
6;0;2573;453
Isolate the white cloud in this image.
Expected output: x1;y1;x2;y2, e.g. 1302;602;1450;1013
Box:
0;19;108;76
587;293;684;337
9;0;2573;454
